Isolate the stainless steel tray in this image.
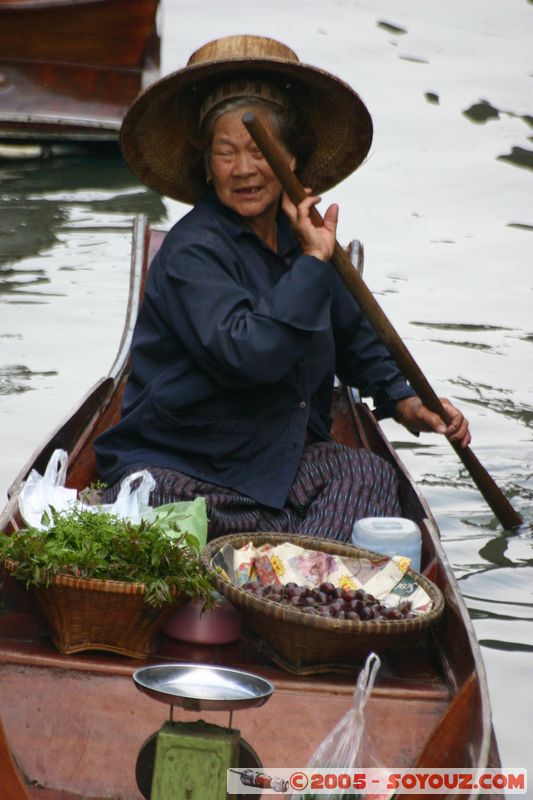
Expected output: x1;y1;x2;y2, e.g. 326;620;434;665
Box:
132;663;274;712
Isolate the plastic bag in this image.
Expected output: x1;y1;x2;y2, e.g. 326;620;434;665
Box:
18;449;78;529
152;497;208;551
18;451;156;529
100;470;156;525
18;450;208;550
290;652;390;800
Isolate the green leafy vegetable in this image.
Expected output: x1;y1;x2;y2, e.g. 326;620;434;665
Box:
0;506;213;608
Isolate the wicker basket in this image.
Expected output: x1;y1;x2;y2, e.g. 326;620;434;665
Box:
201;533;445;675
4;559;184;658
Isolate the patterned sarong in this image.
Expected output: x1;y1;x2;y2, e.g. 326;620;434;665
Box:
100;441;400;544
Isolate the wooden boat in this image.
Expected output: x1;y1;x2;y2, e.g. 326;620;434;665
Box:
0;216;501;799
0;0;160;148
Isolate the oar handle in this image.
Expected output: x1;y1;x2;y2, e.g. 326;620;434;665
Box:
242;112;522;529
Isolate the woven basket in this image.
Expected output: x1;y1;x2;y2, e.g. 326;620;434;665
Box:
201;533;445;675
4;559;184;658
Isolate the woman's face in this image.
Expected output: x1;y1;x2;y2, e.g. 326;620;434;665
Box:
207;106;296;231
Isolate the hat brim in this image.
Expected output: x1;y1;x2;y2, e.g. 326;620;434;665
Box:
120;56;373;204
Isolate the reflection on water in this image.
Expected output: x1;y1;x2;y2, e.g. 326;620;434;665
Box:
411;322;513;333
460;566;533;619
429;339;500;353
0;152;169;552
508;223;533;231
0;204;64;266
497;146;533;171
463;100;500;124
461;99;533;172
478;639;533;654
0;264;50;298
398;55;429;64
377;20;407;35
0;365;57;396
463;100;533;169
0;154;154;195
463;99;533;129
479;533;518;569
0;155;166;268
450;377;533;430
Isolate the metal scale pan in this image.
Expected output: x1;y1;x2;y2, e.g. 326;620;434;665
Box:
133;664;272;799
133;662;274;712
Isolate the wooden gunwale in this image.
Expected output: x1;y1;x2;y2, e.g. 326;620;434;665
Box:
0;217;500;799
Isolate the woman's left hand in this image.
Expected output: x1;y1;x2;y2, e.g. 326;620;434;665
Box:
395;396;472;449
282;190;338;262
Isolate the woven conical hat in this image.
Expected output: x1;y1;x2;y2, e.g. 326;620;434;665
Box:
120;35;373;204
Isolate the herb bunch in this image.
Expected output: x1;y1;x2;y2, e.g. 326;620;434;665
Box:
0;506;214;608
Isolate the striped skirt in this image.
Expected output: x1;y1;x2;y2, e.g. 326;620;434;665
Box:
100;441;400;544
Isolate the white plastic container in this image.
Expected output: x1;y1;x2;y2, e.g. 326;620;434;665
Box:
351;517;422;573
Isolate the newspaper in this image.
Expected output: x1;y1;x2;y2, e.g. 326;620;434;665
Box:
211;540;433;614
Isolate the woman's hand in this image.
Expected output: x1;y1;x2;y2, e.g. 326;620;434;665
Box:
282;190;338;262
395;396;472;449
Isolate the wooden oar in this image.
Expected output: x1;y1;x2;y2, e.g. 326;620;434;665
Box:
242;112;523;530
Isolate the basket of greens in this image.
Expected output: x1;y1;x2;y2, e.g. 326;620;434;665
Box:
1;504;213;658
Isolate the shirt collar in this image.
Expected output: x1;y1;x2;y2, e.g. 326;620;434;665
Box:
202;190;300;258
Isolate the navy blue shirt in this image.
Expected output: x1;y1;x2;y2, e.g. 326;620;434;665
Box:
94;193;415;508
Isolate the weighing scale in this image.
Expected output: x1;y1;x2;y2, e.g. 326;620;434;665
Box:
133;663;274;800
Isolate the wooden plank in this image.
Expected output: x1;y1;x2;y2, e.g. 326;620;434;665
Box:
0;62;143;130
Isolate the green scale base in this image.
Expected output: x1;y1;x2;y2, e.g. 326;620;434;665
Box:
150;720;241;800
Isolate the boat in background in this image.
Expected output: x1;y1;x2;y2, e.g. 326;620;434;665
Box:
0;216;502;799
0;0;160;154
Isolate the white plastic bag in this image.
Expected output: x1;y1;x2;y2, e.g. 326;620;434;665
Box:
100;470;156;525
17;451;208;547
290;652;390;800
18;450;156;529
18;449;78;529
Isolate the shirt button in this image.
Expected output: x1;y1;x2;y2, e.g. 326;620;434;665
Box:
299;401;306;409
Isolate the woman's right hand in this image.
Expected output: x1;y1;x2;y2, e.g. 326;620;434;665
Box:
395;396;472;449
282;190;338;262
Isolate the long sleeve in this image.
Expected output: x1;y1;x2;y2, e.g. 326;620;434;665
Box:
155;233;332;388
96;196;409;507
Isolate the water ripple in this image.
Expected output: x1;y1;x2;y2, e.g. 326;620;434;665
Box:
0;365;57;396
460;566;533;620
450;377;533;428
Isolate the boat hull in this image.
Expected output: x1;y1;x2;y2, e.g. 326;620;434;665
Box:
0;0;160;144
0;217;501;799
0;0;159;67
0;648;449;798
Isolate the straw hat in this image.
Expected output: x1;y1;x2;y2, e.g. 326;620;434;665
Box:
120;34;373;205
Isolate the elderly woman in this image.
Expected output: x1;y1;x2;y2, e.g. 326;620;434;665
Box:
94;35;470;541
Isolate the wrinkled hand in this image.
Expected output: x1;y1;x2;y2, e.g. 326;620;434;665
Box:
395;396;472;449
282;190;338;262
